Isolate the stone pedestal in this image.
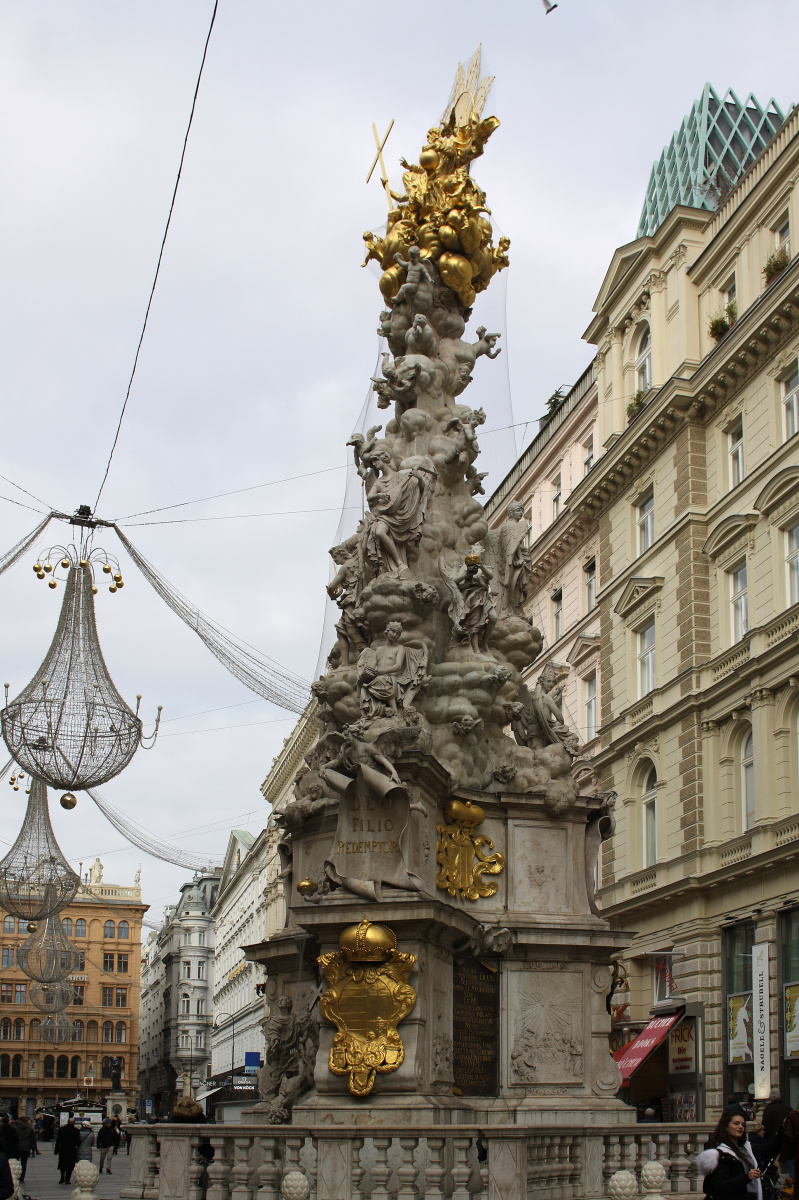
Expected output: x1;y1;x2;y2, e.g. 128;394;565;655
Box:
106;1091;128;1121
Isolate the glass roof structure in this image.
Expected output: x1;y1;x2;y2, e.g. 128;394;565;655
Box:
637;84;787;237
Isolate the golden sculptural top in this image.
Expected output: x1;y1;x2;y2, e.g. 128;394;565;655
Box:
363;48;509;310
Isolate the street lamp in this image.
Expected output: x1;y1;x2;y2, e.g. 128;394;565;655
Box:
213;1011;236;1085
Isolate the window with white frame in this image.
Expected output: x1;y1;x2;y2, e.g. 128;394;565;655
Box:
585;559;596;611
552;589;563;640
729;561;748;642
197;998;205;1015
180;994;190;1016
552;474;562;521
653;953;675;1003
638;618;656;696
729;417;745;487
196;1032;205;1050
198;933;206;947
788;524;799;604
179;1033;191;1049
182;962;191;979
784;366;799;439
637;490;655;554
643;766;657;867
197;961;205;980
636;326;652;392
742;730;755;830
724;275;737;311
584;673;597;742
583;435;594;476
778;217;791;256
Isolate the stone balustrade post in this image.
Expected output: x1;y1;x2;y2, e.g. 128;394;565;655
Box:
230;1136;255;1200
143;1131;161;1200
426;1135;446;1200
396;1137;418;1200
206;1135;232;1200
370;1137;392;1200
451;1136;471;1200
257;1134;282;1200
350;1136;364;1200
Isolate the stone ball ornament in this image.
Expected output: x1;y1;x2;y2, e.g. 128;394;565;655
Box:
608;1170;640;1200
280;1171;310;1200
71;1158;100;1200
641;1160;667;1194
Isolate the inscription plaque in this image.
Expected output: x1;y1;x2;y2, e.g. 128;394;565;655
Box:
452;957;499;1096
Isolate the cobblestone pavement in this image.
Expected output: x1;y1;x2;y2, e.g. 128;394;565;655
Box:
21;1149;131;1200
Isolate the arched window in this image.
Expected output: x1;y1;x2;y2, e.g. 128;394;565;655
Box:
29;1019;41;1042
86;1021;98;1043
101;1056;113;1079
13;1019;24;1041
742;731;755;829
75;919;87;938
11;1055;22;1079
0;1019;11;1041
0;1055;8;1078
72;1020;84;1043
102;1021;113;1043
118;921;129;939
180;994;190;1016
643;766;658;867
70;1055;81;1079
636;325;652;393
43;1055;54;1078
2;916;13;934
61;917;73;937
115;1022;126;1044
56;1054;69;1078
104;921;115;938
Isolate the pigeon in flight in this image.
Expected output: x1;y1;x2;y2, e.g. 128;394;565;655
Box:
542;0;558;11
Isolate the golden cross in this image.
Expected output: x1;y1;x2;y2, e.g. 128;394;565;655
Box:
366;119;395;212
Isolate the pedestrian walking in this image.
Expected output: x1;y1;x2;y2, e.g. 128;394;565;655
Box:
96;1120;116;1175
76;1121;94;1162
697;1106;787;1200
54;1117;80;1185
112;1117;122;1155
11;1116;35;1182
0;1151;14;1200
763;1089;793;1140
0;1118;18;1162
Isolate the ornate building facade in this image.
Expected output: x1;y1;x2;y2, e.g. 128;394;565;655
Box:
0;869;145;1117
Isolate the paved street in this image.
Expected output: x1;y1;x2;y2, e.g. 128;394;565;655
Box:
21;1150;131;1200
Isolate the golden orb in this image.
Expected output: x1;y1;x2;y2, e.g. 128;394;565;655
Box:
339;917;397;963
117;580;124;588
419;147;440;171
61;558;70;569
464;553;481;567
113;573;122;584
33;563;41;573
43;563;52;573
48;580;57;590
92;586;98;595
26;922;37;934
109;585;117;594
79;559;88;568
297;878;318;898
60;793;77;811
102;564;112;574
37;571;45;580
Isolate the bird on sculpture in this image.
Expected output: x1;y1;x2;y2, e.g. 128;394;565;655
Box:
541;0;558;11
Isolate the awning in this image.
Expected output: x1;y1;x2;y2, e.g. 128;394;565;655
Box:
193;1086;224;1103
613;1009;685;1085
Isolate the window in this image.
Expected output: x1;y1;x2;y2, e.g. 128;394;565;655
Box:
70;1055;80;1079
585;559;596;611
75;919;86;938
788;525;799;605
197;999;205;1016
86;1021;98;1043
552;589;563;640
730;562;748;642
724;275;737;310
729;417;745;487
115;1022;126;1044
637;491;654;553
56;1055;68;1079
10;1055;21;1079
61;917;72;937
0;1056;8;1079
2;917;13;935
13;1019;24;1041
72;986;84;1007
43;1055;54;1078
784;368;799;439
102;1021;113;1043
103;953;115;973
104;921;115;938
0;1020;11;1041
77;951;85;971
0;985;11;1005
117;954;128;973
778;217;791;255
653;953;676;1004
636;326;652;392
118;921;129;939
198;933;206;947
643;766;658;867
552;475;562;521
102;988;113;1007
101;1056;113;1079
196;1032;205;1050
742;730;755;830
1;949;12;969
583;435;594;476
72;1020;84;1043
183;933;191;945
196;961;205;981
182;962;191;979
584;673;597;742
179;1033;191;1049
115;988;127;1008
29;1020;40;1042
180;994;190;1016
638;619;656;696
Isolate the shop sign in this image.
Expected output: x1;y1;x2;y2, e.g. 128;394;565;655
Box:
728;992;752;1063
752;943;770;1099
244;1052;261;1076
668;1019;695;1074
784;982;799;1059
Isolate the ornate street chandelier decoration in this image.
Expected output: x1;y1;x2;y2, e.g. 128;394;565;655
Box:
29;980;75;1013
39;1014;75;1046
0;775;80;920
17;913;82;983
1;545;161;792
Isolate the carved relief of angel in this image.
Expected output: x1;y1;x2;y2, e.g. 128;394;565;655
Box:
439;553;497;653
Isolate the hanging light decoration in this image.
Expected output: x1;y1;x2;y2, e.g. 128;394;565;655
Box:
17;913;81;983
39;1014;75;1045
1;545;160;791
29;980;75;1013
0;775;79;920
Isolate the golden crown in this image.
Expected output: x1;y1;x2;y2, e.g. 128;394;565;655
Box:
339;917;397;963
444;799;486;826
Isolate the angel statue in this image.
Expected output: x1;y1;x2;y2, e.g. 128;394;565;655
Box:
483;501;532;616
365;452;437;577
327;532;368;667
510;667;581;757
357;621;429;720
439;550;497;653
319;720;422;796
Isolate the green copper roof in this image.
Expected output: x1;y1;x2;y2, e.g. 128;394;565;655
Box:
637;84;786;237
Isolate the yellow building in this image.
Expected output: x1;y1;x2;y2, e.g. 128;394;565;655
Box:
0;870;146;1117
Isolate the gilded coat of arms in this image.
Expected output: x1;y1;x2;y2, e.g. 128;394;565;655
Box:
436;799;505;900
318;918;417;1096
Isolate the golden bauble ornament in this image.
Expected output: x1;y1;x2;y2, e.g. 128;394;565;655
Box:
60;793;77;811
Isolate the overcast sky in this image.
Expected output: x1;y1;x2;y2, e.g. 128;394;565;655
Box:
0;0;796;923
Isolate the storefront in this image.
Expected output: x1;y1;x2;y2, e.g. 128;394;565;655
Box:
779;906;799;1107
613;1004;705;1121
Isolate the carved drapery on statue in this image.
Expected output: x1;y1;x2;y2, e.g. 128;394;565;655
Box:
255;995;320;1124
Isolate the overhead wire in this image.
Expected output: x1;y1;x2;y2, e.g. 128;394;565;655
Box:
93;0;220;512
0;470;55;511
159;715;295;738
120;504;361;527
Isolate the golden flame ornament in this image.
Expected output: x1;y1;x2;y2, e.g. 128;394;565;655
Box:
318;918;417;1097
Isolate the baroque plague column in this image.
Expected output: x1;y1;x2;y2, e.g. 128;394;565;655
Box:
244;56;631;1126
